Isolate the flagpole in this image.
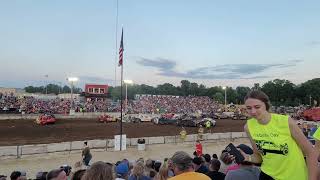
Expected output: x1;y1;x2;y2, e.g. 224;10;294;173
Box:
119;27;124;151
120;56;123;151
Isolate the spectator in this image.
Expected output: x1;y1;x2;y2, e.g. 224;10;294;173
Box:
153;161;162;172
244;90;318;179
10;171;26;180
169;151;210;180
206;159;225;180
35;172;47;180
0;175;6;180
225;144;259;180
46;169;67;180
144;159;156;178
212;154;218;159
154;165;169;180
192;157;209;174
203;154;211;169
71;170;86;180
82;161;113;180
115;162;129;180
82;141;92;166
129;162;150;180
10;171;21;180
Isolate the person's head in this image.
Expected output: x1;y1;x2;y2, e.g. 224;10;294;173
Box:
145;159;153;169
192;157;203;170
154;161;162;172
10;171;21;180
149;170;156;178
171;151;194;175
0;175;7;180
210;159;221;171
115;162;129;178
84;141;88;146
203;154;211;163
193;151;198;157
82;161;113;180
132;162;144;177
60;165;72;176
212;154;218;159
35;171;48;180
71;169;86;180
244;90;271;120
156;165;169;180
46;169;67;180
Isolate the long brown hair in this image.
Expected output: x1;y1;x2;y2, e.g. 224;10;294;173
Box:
244;90;271;111
81;161;114;180
154;164;169;180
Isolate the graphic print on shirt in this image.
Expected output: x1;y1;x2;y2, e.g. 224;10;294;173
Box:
255;139;289;156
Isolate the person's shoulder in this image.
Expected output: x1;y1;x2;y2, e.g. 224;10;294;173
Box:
193;172;211;179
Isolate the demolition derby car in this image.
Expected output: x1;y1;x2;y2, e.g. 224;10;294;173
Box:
98;114;117;123
176;114;216;127
35;114;56;125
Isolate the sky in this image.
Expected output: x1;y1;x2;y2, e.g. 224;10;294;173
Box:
0;0;319;89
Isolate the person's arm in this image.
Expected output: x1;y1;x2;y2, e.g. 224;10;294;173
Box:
288;117;319;180
243;124;263;164
315;140;320;162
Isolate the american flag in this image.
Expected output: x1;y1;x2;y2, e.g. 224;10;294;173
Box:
118;28;124;67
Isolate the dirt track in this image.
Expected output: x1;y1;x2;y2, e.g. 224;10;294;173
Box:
0;118;246;146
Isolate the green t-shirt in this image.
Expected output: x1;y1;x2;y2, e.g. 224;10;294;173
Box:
313;127;320;140
247;113;308;180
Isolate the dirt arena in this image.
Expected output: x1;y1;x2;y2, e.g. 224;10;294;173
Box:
0;118;246;146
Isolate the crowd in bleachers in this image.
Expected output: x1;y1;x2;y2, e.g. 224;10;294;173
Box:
127;96;222;114
0;143;264;180
0;93;315;119
0;94;111;114
0;94;224;115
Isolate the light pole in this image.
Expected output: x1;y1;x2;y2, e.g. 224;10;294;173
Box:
123;80;133;113
67;77;79;115
45;75;48;94
222;86;227;111
310;95;312;106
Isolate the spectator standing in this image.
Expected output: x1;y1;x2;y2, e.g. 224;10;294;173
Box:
244;90;318;180
82;142;92;166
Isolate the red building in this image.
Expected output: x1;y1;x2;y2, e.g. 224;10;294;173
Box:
84;84;109;101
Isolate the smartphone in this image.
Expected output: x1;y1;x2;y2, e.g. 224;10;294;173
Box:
225;143;245;164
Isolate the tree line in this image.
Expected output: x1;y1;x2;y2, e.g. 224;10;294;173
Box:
24;84;82;94
24;78;320;106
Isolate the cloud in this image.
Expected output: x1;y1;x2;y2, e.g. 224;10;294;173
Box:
136;57;303;80
136;58;176;71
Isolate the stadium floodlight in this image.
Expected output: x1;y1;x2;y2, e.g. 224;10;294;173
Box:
67;77;79;82
66;77;79;115
123;79;133;84
222;86;227;111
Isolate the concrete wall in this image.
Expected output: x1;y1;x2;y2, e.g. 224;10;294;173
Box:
0;132;247;158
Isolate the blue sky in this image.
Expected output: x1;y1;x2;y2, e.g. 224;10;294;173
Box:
0;0;319;88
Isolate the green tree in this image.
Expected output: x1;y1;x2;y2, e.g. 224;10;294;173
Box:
236;86;251;104
212;92;224;104
180;80;191;96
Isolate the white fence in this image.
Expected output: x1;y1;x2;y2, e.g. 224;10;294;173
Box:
0;132;248;158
